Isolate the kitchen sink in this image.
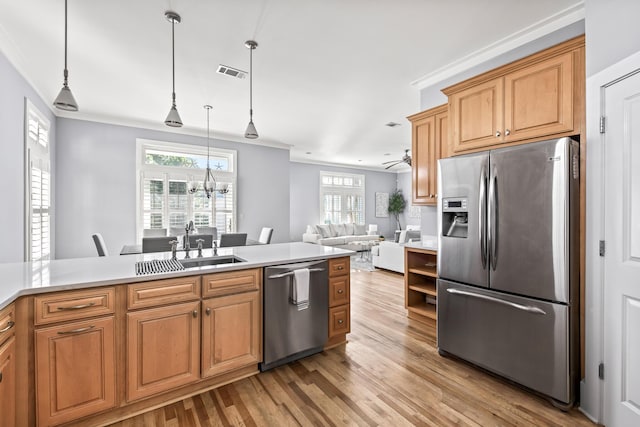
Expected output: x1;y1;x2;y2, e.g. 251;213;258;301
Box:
179;255;246;269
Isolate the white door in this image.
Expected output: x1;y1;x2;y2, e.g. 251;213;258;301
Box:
604;69;640;427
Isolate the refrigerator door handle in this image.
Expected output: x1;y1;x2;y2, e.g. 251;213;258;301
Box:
445;288;547;315
489;172;498;271
479;167;487;269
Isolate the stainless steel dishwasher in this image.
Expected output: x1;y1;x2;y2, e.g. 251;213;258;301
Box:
261;260;328;371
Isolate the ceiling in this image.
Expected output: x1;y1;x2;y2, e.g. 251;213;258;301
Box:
0;0;582;171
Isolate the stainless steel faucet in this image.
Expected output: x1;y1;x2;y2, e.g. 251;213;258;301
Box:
169;240;179;260
213;240;218;256
196;239;204;258
184;221;195;258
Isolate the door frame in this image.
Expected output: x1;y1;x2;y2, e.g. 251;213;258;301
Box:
583;49;640;424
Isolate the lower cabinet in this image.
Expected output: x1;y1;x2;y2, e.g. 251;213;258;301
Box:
0;336;16;427
327;257;351;345
201;291;261;378
35;316;116;426
126;301;200;402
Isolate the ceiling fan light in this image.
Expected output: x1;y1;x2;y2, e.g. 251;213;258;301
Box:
164;103;183;127
244;120;258;139
53;84;78;111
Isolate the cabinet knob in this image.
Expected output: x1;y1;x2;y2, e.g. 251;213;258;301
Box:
205;307;211;316
495;131;501;137
337;289;344;294
338;319;344;324
337;266;344;270
505;129;511;136
193;310;198;318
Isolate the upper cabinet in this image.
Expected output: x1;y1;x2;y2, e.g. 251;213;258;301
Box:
443;35;584;155
408;104;448;206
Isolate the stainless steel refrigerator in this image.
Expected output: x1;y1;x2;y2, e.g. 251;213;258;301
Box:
437;137;580;406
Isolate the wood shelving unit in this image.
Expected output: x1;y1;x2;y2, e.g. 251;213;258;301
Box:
404;246;438;323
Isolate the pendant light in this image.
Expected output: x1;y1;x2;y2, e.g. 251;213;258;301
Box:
164;11;183;127
53;0;78;111
202;105;217;198
244;40;259;139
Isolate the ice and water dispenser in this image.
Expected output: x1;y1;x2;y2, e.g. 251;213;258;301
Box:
442;197;468;238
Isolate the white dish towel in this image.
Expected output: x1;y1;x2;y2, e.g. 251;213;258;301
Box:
292;268;310;311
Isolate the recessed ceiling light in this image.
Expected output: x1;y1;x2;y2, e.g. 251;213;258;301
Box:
384;153;391;156
306;151;312;155
358;159;362;162
385;122;401;127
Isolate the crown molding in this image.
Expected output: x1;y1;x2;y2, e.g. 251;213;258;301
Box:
290;158;402;174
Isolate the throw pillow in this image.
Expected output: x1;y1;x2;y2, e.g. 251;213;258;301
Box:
305;225;315;234
354;224;366;235
333;224;346;236
344;223;355;235
316;224;332;238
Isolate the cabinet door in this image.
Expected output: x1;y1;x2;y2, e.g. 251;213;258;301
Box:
503;52;574;142
450;77;504;153
127;301;200;401
35;317;116;426
0;337;15;427
201;291;261;378
412;114;436;205
329;304;351;338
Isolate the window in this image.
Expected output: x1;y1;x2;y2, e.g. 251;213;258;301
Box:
137;139;236;239
319;171;365;224
24;100;51;261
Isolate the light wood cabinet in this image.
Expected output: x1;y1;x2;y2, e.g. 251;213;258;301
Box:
408;104;448;205
126;301;200;402
404;247;438;323
444;36;583;154
35;316;116;426
34;287;115;326
0;336;16;427
201;291;261;378
327;257;350;346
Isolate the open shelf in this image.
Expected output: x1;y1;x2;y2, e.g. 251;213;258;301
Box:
408;283;437;296
407;302;436;320
404;246;438;324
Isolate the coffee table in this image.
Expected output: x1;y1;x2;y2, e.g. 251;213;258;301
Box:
353;240;379;261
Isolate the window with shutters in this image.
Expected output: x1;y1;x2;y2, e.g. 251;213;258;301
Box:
319;171;365;224
24;100;51;261
136;139;236;240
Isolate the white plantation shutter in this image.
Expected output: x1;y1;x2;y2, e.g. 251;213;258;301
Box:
137;140;237;240
319;171;365;225
25;100;51;261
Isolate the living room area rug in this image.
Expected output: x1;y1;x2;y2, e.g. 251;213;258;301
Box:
350;254;375;272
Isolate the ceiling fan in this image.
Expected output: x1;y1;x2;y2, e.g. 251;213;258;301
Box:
382;149;412;169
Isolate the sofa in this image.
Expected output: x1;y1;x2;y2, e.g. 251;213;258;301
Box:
371;228;423;273
302;223;381;251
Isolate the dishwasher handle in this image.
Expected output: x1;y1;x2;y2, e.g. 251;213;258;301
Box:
267;267;324;279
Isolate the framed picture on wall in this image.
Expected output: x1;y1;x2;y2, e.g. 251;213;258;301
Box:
375;192;389;217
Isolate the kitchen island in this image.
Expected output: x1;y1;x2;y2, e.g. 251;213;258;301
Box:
0;242;352;427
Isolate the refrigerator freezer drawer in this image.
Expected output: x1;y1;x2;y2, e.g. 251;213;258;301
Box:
437;279;573;404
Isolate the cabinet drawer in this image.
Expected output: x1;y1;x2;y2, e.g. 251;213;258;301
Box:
202;268;261;298
328;257;349;277
128;276;201;310
329;304;350;338
35;288;115;326
329;276;350;307
0;304;15;347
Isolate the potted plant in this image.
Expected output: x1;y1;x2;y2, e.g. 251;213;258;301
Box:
388;190;406;230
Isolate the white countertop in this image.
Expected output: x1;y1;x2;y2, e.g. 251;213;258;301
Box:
404;236;438;251
0;242;353;310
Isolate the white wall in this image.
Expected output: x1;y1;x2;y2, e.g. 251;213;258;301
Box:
55;118;290;259
0;51;57;263
585;0;640;77
289;162;397;241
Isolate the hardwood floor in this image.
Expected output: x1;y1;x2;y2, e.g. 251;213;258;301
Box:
110;269;596;427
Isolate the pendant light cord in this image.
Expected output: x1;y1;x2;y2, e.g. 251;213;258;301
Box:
171;18;176;105
63;0;68;83
249;47;253;120
206;107;210;169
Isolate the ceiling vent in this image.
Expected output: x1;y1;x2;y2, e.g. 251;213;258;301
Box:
217;65;247;79
385;122;401;127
